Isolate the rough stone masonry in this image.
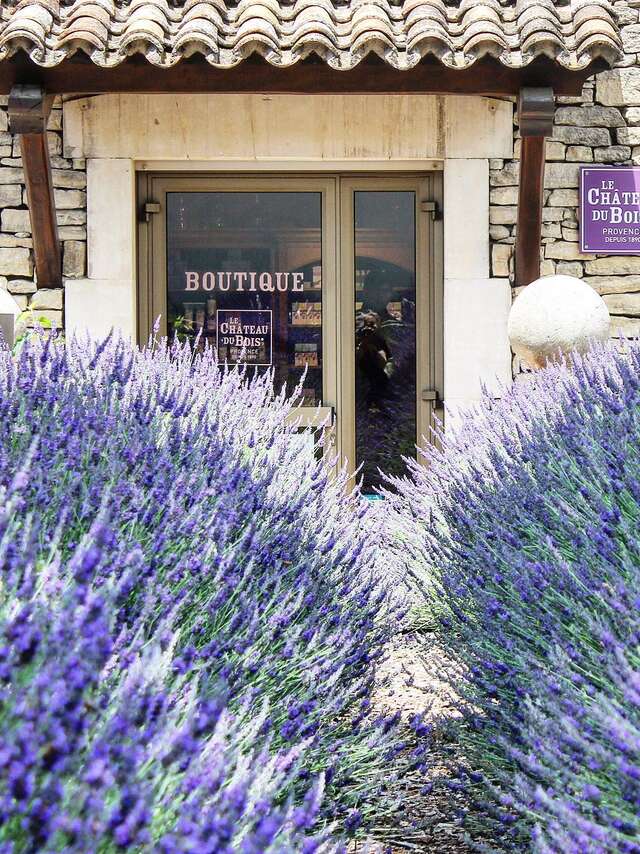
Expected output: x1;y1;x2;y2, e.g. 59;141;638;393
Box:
491;0;640;373
0;94;86;329
2;0;640;366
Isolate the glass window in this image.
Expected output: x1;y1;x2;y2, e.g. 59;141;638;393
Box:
166;192;323;406
354;191;417;494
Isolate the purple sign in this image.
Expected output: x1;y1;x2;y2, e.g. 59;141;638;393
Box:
216;309;272;367
581;167;640;254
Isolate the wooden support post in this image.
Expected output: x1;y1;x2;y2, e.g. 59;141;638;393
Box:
8;85;61;289
515;87;555;288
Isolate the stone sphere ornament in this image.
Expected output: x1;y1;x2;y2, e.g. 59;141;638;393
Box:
508;275;610;370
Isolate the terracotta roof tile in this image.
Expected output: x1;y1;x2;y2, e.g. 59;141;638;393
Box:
0;0;621;71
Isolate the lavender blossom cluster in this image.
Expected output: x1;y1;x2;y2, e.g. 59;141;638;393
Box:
0;332;404;852
390;343;640;852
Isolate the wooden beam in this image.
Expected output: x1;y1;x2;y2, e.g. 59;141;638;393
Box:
515;87;555;288
0;52;604;98
8;84;61;289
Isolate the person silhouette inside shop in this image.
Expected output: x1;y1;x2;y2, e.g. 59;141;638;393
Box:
356;271;393;413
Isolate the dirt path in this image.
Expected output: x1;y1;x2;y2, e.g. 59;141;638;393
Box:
358;633;475;854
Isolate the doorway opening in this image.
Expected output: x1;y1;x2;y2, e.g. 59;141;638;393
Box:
138;173;443;493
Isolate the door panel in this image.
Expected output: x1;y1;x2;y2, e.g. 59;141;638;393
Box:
142;175;338;431
339;176;439;493
137;172;441;487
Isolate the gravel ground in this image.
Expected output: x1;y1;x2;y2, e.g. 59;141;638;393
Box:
353;633;476;854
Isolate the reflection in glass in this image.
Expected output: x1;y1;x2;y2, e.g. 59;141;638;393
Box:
354;191;416;494
166;192;323;405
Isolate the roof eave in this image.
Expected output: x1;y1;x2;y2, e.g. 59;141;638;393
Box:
0;51;617;98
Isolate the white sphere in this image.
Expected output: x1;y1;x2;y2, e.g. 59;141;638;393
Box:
508;275;610;369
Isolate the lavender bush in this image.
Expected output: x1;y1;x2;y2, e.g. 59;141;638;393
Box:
0;331;405;852
390;343;640;851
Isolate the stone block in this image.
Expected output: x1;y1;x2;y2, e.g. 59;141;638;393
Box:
547;189;579;207
610;316;640;338
12;294;28;311
30;288;63;310
545;242;595;261
50;156;71;170
604;292;640;316
489;226;511;240
58;226;86;240
544;163;581;189
489;187;519;206
552;126;610;146
52;170;86;189
27;309;62;328
618;7;640;26
562;227;580;242
56;209;87;226
540;260;556;277
47;132;62;156
585;275;640;294
47;110;62;132
597;67;640;107
542;207;566;222
65;279;135;340
63;241;86;278
1;209;31;234
492;244;511;277
542;223;562;239
594;145;631;163
566;145;594;162
0;111;7;132
0;167;23;184
0;248;32;277
621;23;640;52
490;205;517;225
0;185;22;207
554;106;625;127
625;107;640;125
489;161;519;187
556;262;583;278
54;189;86;209
7;278;36;295
618;127;640;146
586;257;640;275
0;236;32;249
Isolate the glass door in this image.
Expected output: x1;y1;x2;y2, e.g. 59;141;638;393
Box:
140;176;338;431
138;173;441;491
340;177;440;495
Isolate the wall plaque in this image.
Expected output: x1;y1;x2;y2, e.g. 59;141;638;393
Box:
581;167;640;255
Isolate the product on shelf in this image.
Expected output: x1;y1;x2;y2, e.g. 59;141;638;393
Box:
300;387;317;406
294;343;319;367
206;298;217;331
291;302;322;326
194;303;205;330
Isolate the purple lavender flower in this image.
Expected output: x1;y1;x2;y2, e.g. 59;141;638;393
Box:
0;330;406;851
391;341;640;850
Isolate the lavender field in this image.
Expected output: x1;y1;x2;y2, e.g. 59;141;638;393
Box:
1;331;639;853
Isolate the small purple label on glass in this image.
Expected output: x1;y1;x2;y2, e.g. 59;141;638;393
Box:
581;167;640;254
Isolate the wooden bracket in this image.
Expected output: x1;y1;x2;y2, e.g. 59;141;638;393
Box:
515;87;555;288
8;84;61;289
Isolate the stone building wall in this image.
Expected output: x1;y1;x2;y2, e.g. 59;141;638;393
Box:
2;1;640;347
490;0;640;373
0;95;86;328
